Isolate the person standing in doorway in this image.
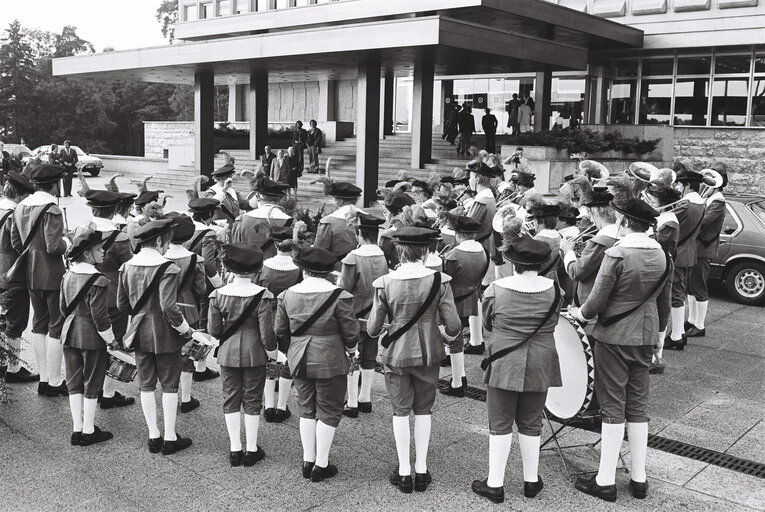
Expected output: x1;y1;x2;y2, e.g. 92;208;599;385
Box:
482;109;498;154
292;121;308;174
506;94;522;135
307;120;323;174
519;102;533;134
457;105;475;157
60;141;78;198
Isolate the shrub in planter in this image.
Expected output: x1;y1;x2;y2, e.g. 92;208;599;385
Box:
507;128;659;156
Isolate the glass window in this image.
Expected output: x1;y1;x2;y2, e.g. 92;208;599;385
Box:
233;0;248;13
550;78;586;129
677;56;711;75
201;2;214;18
609;80;637;125
722;205;741;236
715;54;751;75
642;58;674;76
639;79;672;125
753;54;765;74
184;4;198;21
747;201;765;231
673;78;709;126
712;78;748;127
614;60;639;78
751;78;765;127
217;0;231;15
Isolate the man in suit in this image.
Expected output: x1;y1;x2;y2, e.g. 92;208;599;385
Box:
292;120;308;174
59;141;78;198
261;146;276;180
457;105;475;156
482;109;498;154
307;120;323;174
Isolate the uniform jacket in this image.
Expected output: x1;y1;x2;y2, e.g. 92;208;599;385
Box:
367;263;461;368
482;275;561;392
256;254;302;298
11;191;68;290
580;232;672;347
674;192;705;268
443;240;487;317
0;198;23;289
117;248;190;353
275;277;359;379
563;224;619;306
60;263;112;350
209;279;276;368
184;221;223;287
75;217;132;307
164;244;207;328
338;244;389;321
210;183;245;224
655;211;680;257
314;205;358;270
230;205;291;259
467;188;496;254
534;229;563;283
697;192;726;260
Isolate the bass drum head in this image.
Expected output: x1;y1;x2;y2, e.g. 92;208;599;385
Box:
545;315;595;419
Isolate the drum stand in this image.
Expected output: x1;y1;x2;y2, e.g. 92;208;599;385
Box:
540;411;628;481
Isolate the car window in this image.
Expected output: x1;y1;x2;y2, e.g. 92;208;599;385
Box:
722;204;741;236
72;146;86;156
748;200;765;230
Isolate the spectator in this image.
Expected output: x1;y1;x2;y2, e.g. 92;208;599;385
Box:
523;92;535;111
292;120;308;174
273;149;290;186
482;108;498;154
287;146;300;201
506;94;522;135
307;120;323;174
457;105;475;157
261;146;276;180
59;140;78;197
519;102;533;133
443;102;461;145
0;142;9;187
48;144;61;166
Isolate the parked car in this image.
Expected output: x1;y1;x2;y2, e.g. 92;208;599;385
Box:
3;144;32;161
28;145;103;176
710;193;765;305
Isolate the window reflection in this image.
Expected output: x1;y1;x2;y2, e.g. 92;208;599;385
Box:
639;79;672;125
712;78;748;126
751;78;765;127
610;80;637;125
674;78;708;126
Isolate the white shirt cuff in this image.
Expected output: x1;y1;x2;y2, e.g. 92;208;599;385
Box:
209;274;224;288
563;250;577;270
266;349;279;360
173;319;190;334
63;237;72;250
98;327;115;344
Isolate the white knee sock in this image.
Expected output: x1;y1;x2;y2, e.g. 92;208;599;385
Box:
162;392;178;442
180;372;193;403
346;371;359;408
102;376;117;399
696;300;708;329
444;345;450;357
469;313;483;346
7;337;21;373
69;393;83;432
670;307;685;340
31;333;48;382
596;422;625;486
299;418;317;462
140;391;161;438
46;336;64;386
686;295;698;326
277;377;291;410
451;352;465;388
487;433;512;488
359;369;374;403
414;414;431;474
264;379;276;409
83;397;98;435
655;330;665;361
244;413;259;452
392;415;411;476
627;422;648;483
315;420;336;468
518;433;540;483
194;358;207;372
224;412;242;451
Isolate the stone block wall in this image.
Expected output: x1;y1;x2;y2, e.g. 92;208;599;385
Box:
673;128;765;194
144;122;195;159
268;82;320;123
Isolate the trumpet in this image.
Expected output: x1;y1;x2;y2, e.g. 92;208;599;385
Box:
566;224;598;243
655;198;688;212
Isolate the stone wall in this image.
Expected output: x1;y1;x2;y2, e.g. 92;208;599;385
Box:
268;82;320;123
144;122;195;159
673;128;765;194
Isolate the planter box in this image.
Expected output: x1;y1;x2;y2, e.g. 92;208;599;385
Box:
214;136;248;152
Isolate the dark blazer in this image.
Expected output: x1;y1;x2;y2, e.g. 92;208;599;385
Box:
60;270;112;350
674;192;705;268
292;127;308;147
60;147;78;169
307;128;323;148
696;193;726;260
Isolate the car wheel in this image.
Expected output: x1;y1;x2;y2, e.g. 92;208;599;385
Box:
725;261;765;306
88;169;101;177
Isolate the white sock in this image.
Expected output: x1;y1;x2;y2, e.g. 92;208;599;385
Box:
194;358;207;372
277;378;291;410
518;433;540;483
655;330;665;361
359;369;374;403
162;393;178;442
392;415;411;476
315;420;336;468
414;414;431;474
596;422;625;486
69;393;83;432
244;413;259;452
6;337;21;373
83;398;98;435
225;412;242;451
140;391;161;439
264;379;276;409
102;377;117;399
31;333;48;382
346;371;359;408
469;313;483;346
444;345;450;357
46;336;64;386
451;352;465;388
627;422;648;483
180;371;193;403
696;300;708;329
487;433;512;488
686;296;697;326
670;306;685;340
299;418;317;462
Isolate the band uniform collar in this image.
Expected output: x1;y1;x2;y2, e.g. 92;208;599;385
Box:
218;277;265;298
21;191;56;207
0;197;17;210
493;274;554;293
656;211;678;229
289;276;337;294
455;240;484;253
707;191;725;205
129;248;168;267
263;254;300;272
91;216;118;232
351;244;384;257
70;262;99;274
616;232;662;249
685;191;705;205
165;244;196;260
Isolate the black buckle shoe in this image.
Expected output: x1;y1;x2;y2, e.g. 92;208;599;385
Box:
463;343;485;355
37;382;49;395
180;397;200;413
629;479;648;499
649;358;666;375
192;368;220;382
440;384;465;398
343;406;359;418
310;463;338;482
100;391;135;409
471;478;504;504
230;450;243;467
574;474;617;502
45;382;69;397
264;408;276;422
148;436;163;454
686;326;705;338
273;407;291;423
389;470;413;494
5;367;40;383
664;334;687;351
80;426;114;446
71;432;82;446
414;470;432;492
162;434;192;455
358;402;372;414
243;447;266;466
524;476;544;498
302;461;315;479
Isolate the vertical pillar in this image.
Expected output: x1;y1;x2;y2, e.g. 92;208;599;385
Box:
382;71;395;137
411;51;435;169
357;58;381;207
249;70;268;159
534;70;552;132
227;84;238;123
194;70;215;178
439;79;454;134
318;79;336;122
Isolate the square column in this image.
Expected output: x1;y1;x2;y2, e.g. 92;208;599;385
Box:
534;70;552;132
411;51;435;169
228;84;247;122
318;80;336;122
194;70;215;178
381;71;395;137
249;70;268;159
356;59;381;207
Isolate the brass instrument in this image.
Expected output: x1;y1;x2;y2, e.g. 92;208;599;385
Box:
699;169;723;199
566;224;598;243
655;198;689;212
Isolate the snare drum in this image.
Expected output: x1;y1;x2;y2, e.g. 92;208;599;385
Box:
182;333;214;362
545;314;596;420
106;350;137;383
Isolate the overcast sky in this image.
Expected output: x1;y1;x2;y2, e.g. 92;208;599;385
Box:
3;0;169;51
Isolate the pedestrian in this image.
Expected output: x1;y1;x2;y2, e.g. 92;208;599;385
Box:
273;149;290;186
292;120;308;173
506;94;522;135
314;182;362;271
0;141;10;187
287;146;301;201
444;103;460;145
457;105;475;156
307;120;323;174
261;146;276;180
482;108;498;154
60;140;78;198
519;101;533;134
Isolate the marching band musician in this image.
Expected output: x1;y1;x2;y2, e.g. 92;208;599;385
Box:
60;229;118;446
665;169;706;351
209;244;277;467
0;171;38;383
472;236;561;504
114;192;137;230
511;171;537;207
127;190;162;252
571;199;672;503
274;247;359;482
117;218;196;455
367;227;461;494
380;191;417;269
557;206;580;240
11;164;71;397
207;164;247;225
337;211;389;417
528;203;563;284
314;182;363;271
230;176;291;259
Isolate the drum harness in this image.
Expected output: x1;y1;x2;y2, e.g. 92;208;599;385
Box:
213;289;267;357
285;287;344;376
62;273;103;318
123;261;173;350
381;272;441;350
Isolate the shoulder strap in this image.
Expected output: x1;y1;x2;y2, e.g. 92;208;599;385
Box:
678;212;704;247
101;230;121;252
130;261;173;316
600;251;672;327
214;289;266;357
0;209;13;227
381;272;442;349
481;283;560;371
63;273;102;317
189;229;212;252
291;288;343;337
539;253;561;277
179;254;198;291
454;250;490;303
20;203;55;252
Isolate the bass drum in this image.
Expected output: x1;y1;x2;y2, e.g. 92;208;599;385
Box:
545;314;596;420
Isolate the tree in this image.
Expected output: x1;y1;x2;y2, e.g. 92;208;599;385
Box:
0;21;37;142
157;0;179;43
